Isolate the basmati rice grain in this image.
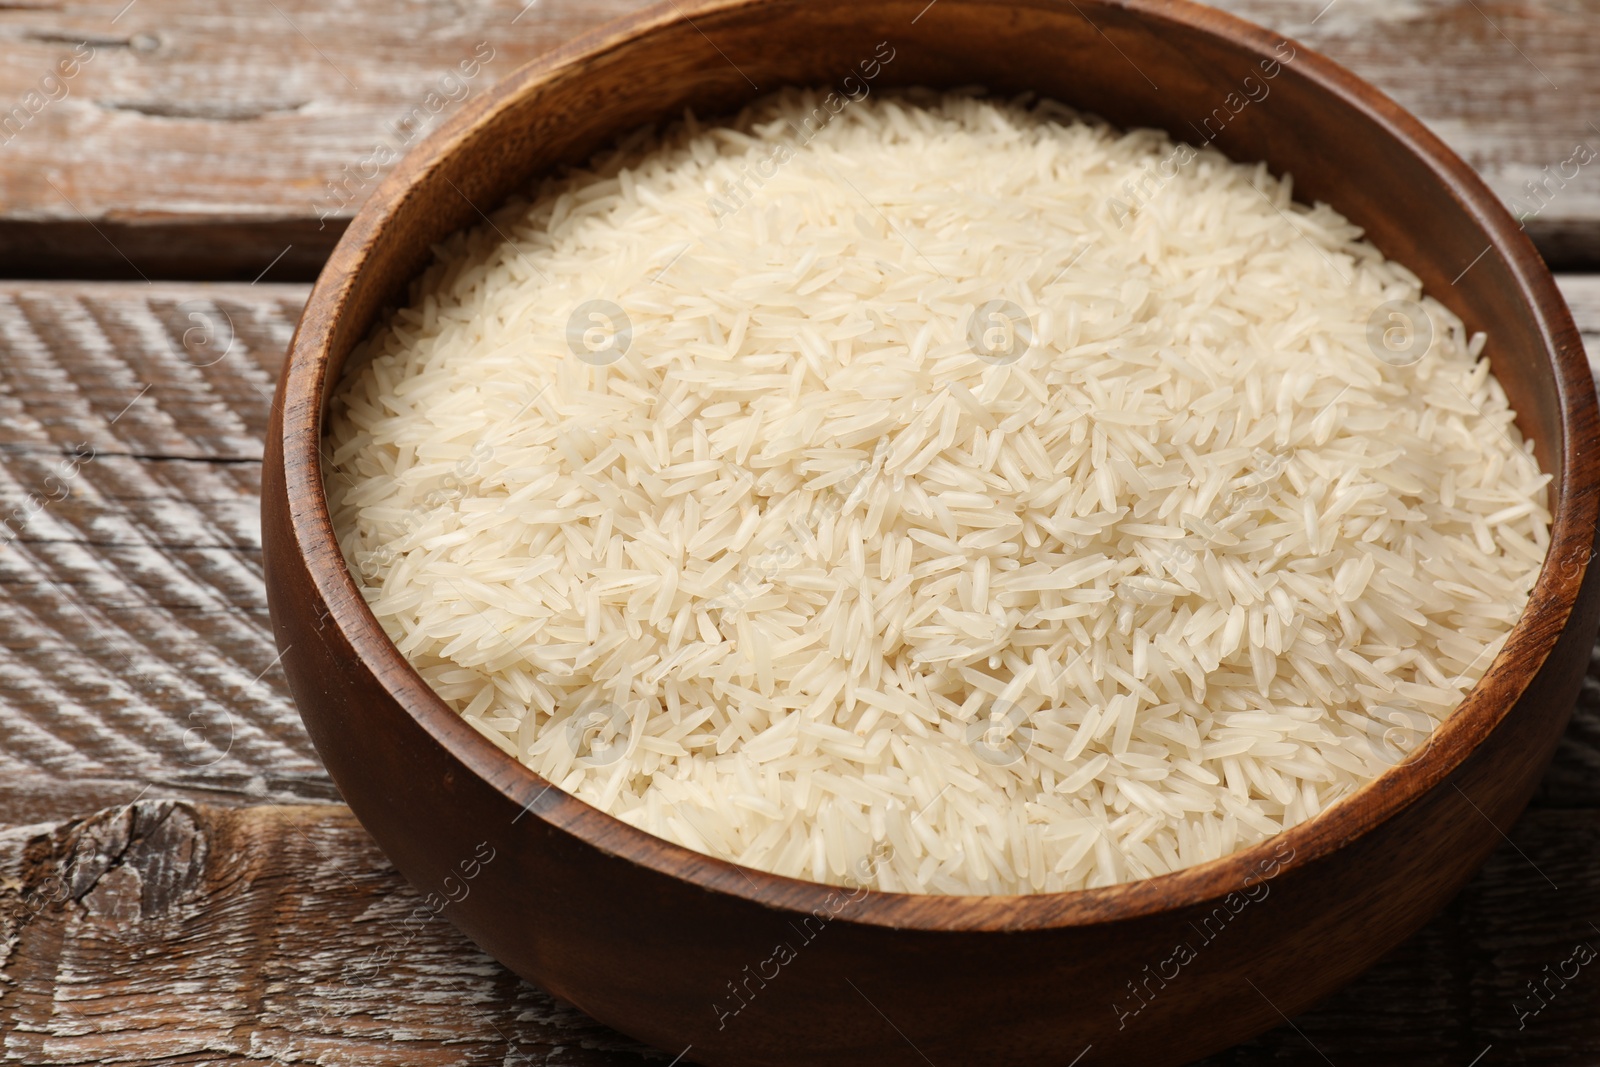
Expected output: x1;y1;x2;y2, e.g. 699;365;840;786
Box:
326;88;1550;895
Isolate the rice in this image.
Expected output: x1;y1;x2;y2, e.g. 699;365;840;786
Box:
324;88;1551;895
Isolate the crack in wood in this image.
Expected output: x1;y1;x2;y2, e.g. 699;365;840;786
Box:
55;801;206;918
93;99;310;122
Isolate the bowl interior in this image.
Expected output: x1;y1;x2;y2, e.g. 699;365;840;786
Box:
286;0;1594;924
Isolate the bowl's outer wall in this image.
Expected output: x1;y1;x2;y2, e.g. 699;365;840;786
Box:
262;1;1600;1064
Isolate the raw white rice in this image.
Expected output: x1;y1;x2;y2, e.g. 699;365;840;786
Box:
325;89;1550;895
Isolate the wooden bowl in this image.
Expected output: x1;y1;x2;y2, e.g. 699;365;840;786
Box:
262;1;1600;1063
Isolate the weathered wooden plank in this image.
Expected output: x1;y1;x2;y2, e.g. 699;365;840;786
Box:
0;0;649;279
0;0;1595;277
3;800;1598;1066
0;801;663;1065
0;282;328;826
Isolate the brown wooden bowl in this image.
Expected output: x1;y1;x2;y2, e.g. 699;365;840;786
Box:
262;1;1600;1063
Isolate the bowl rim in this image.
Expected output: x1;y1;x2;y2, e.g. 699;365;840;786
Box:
276;0;1599;932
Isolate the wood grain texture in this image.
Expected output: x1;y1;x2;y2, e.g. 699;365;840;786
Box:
3;799;1600;1066
0;282;334;828
0;0;651;279
0;0;1595;277
0;801;662;1065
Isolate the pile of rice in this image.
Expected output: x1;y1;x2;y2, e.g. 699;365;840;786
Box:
325;89;1550;894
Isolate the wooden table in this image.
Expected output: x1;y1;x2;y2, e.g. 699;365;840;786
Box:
1;2;1597;1063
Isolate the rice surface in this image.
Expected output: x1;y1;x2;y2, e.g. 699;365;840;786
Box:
325;89;1550;894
